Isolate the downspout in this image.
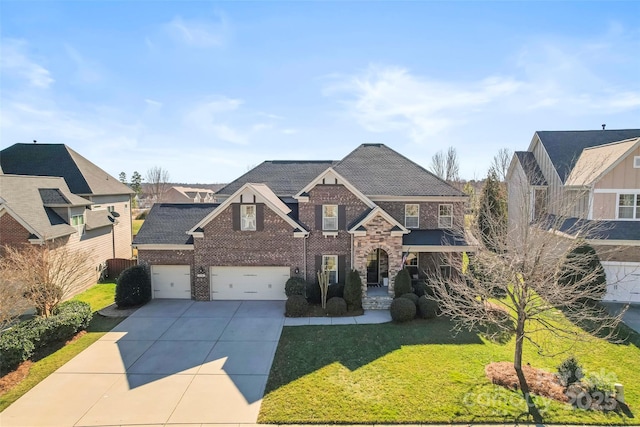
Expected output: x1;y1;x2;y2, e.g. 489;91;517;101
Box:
303;233;309;279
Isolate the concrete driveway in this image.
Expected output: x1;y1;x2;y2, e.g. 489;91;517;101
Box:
1;299;285;427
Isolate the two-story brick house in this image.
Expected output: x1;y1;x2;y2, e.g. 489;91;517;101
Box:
134;144;472;301
507;129;640;303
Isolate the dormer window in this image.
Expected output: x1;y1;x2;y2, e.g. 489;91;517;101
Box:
323;205;338;230
405;204;419;228
71;214;85;227
241;205;256;230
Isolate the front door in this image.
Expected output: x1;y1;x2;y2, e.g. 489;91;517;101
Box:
366;250;379;284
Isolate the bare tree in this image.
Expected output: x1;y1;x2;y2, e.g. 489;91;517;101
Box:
490;148;512;182
1;244;93;317
429;146;460;183
428;181;626;422
145;166;171;203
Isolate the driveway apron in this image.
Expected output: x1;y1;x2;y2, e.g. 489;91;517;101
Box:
0;299;285;426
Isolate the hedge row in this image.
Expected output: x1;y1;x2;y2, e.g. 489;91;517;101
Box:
0;300;92;373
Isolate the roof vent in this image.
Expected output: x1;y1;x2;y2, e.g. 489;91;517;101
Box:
602;124;606;130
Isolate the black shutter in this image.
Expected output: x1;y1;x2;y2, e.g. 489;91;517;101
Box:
315;255;322;278
315;205;323;230
338;205;346;230
338;255;346;285
256;204;264;231
232;204;240;231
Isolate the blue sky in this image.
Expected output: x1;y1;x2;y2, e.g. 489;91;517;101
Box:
1;1;639;183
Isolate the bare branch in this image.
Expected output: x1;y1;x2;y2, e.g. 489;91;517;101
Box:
145;166;171;203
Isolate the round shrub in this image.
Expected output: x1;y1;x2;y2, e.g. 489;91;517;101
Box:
413;280;427;297
400;293;419;305
418;295;438;319
394;269;412;298
115;265;152;308
285;277;307;297
326;297;347;316
390;297;416;322
0;324;36;374
285;295;308;317
306;280;321;304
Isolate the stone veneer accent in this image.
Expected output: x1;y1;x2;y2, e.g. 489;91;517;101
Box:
353;215;403;296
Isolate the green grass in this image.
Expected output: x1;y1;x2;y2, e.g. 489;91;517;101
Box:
132;219;144;235
259;316;640;424
0;283;123;412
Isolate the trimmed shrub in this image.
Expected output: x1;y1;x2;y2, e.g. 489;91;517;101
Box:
326;297;347;316
306;280;321;304
327;282;344;300
285;277;307;297
558;244;607;304
413;280;427;297
0;300;92;373
394;269;412;298
557;356;584;387
390;297;416;322
135;210;149;220
400;293;419;305
344;270;363;310
418;295;438;319
285;295;308;317
115;265;152;308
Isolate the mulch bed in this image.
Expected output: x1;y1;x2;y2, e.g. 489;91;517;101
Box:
485;361;568;403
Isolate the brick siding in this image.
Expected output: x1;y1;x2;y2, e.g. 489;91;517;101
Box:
137;249;196;298
0;213;32;249
376;201;465;229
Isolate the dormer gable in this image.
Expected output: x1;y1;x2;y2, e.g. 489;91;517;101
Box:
294;167;376;208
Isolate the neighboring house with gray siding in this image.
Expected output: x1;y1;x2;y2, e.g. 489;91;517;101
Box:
134;144;472;301
507;129;640;304
0;143;134;294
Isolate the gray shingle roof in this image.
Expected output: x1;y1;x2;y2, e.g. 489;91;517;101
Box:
39;189;71;205
553;216;640;241
0;143;134;196
85;210;115;231
514;151;547;186
536;129;640;183
133;203;219;245
334;144;465;197
403;229;469;246
0;175;88;240
216;161;335;197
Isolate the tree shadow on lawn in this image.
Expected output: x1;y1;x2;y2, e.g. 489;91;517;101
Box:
561;303;640;350
265;316;484;393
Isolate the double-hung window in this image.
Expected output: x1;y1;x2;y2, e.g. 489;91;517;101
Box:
618;194;640;219
241;205;257;231
71;214;84;227
322;255;338;284
405;204;419;228
323;205;338;230
438;204;453;228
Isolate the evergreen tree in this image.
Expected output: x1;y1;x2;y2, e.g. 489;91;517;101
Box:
477;167;507;252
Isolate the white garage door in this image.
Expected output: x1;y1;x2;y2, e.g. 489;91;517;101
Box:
210;266;289;300
602;262;640;303
151;265;191;299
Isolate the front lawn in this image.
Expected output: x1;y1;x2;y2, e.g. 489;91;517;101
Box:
259;316;640;424
0;283;123;412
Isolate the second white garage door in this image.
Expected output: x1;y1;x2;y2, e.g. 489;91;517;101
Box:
602;262;640;303
210;266;289;300
151;265;191;299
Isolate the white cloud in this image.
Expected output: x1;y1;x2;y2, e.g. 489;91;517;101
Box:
183;96;248;144
64;44;102;83
165;13;229;48
1;38;54;88
325;65;521;142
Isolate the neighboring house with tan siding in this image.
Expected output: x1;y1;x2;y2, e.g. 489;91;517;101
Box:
163;186;216;203
134;144;472;303
507;129;640;304
0;143;134;295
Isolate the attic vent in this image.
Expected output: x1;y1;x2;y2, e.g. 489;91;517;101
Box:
634;156;640;169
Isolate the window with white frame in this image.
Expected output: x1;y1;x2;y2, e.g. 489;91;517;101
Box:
322;255;338;284
618;194;640;219
241;205;257;230
323;205;338;230
71;214;84;227
634;156;640;168
438;204;453;228
405;204;419;228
